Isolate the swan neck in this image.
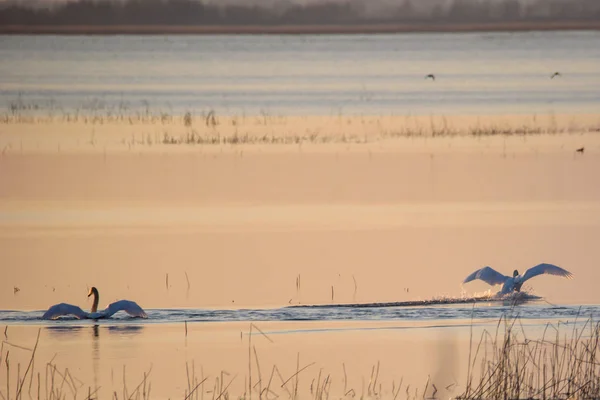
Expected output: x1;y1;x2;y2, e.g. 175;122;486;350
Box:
91;289;99;313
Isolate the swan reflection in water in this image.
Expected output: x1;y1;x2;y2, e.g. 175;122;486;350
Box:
43;323;144;392
45;323;145;339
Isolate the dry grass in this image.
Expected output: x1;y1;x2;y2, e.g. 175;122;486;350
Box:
0;322;428;400
459;313;600;400
3;102;600;149
2;315;599;399
0;328;152;400
2;342;219;400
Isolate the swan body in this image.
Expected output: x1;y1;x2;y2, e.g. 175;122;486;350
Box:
463;263;573;296
42;287;148;320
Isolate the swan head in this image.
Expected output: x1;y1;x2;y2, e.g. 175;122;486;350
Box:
88;287;98;297
513;269;519;277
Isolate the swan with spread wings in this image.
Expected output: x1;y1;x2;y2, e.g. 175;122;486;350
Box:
463;263;573;296
42;287;148;320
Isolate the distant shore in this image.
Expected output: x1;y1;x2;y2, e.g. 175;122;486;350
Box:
1;21;599;35
2;113;599;155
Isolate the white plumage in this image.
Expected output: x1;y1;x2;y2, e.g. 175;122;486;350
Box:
463;263;573;295
100;300;148;319
42;287;147;320
42;303;89;320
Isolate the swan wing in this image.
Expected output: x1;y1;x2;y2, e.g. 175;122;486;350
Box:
101;300;148;319
42;303;89;320
463;266;509;286
521;263;573;283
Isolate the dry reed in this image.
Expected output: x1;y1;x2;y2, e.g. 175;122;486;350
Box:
458;314;600;400
2;315;599;399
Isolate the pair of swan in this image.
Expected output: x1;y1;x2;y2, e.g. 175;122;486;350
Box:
41;264;571;320
463;263;573;296
42;287;147;320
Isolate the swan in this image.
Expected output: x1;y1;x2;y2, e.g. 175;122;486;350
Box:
462;263;573;296
42;287;148;320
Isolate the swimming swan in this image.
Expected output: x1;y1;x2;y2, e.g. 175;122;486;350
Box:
463;263;573;296
42;287;148;320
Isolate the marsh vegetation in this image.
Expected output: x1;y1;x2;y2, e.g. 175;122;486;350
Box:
2;315;600;400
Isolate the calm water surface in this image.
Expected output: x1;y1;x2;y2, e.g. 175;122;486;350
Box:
2;31;600;398
1;31;600;116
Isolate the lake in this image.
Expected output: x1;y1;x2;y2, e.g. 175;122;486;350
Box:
2;303;599;399
1;31;600;116
1;30;600;399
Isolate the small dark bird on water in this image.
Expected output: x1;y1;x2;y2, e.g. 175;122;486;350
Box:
425;74;436;81
576;147;585;153
551;72;562;79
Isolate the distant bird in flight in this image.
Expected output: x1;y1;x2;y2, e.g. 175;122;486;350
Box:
425;74;436;81
463;263;573;296
550;72;562;79
576;147;585;153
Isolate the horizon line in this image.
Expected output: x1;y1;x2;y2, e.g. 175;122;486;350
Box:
2;21;600;35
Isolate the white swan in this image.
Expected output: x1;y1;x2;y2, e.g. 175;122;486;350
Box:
463;263;573;296
42;287;148;320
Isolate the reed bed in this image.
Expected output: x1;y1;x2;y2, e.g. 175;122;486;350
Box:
3;101;600;146
1;328;151;400
2;315;600;400
459;314;600;400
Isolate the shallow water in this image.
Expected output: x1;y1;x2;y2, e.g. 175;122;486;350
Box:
2;299;599;325
1;31;600;115
2;30;600;398
2;301;599;399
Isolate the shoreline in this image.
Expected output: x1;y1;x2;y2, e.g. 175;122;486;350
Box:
1;21;600;35
1;113;599;155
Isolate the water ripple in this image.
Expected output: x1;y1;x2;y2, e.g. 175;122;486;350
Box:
2;297;598;326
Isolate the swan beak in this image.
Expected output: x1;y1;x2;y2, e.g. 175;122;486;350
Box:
87;289;93;297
